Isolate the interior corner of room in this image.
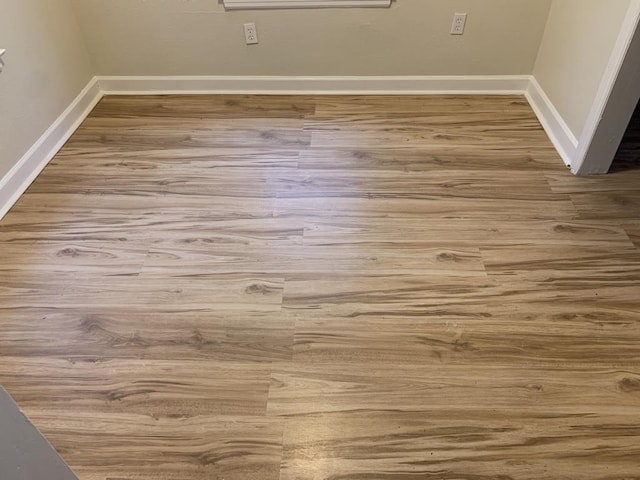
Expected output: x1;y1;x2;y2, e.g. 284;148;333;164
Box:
3;2;640;478
1;0;639;220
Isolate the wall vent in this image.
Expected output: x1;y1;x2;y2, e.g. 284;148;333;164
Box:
223;0;391;10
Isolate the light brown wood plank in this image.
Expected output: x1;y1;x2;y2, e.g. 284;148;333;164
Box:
311;95;533;115
547;169;640;193
299;147;564;172
279;410;640;480
91;94;317;119
291;310;640;366
142;243;486;277
27;411;284;480
53;146;300;169
71;116;311;150
0;272;284;311
274;196;579;220
0;213;302;245
309;128;553;149
570;191;640;219
0;240;148;274
1;357;272;417
0;309;294;361
301;217;635;248
268;363;640;416
283;273;640;327
28;166;300;198
276;169;560;201
481;245;640;285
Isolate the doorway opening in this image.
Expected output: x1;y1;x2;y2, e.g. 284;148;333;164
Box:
610;99;640;172
573;2;640;175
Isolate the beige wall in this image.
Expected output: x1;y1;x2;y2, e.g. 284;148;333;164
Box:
533;0;631;139
0;0;93;180
4;0;633;182
71;0;551;76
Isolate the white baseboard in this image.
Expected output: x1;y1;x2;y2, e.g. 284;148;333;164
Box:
97;75;531;95
525;77;578;168
0;73;574;220
0;78;103;220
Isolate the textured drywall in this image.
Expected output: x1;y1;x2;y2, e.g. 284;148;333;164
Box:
533;0;632;139
0;0;93;180
70;0;552;76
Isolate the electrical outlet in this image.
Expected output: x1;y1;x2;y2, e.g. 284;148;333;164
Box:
244;23;259;45
451;13;467;35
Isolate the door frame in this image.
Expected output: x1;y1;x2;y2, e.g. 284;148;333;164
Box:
573;0;640;175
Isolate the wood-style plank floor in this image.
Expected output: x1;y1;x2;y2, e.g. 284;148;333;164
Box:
1;95;640;479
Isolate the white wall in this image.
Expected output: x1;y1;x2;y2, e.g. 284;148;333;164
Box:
70;0;552;76
0;0;93;180
533;0;631;140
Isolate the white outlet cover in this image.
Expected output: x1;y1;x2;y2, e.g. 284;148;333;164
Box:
451;13;467;35
244;23;259;44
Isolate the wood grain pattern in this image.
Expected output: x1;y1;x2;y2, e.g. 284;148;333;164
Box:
1;94;640;480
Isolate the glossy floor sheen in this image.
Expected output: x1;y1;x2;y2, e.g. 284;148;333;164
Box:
1;95;640;480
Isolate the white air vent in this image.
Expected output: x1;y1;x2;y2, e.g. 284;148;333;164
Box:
223;0;391;9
